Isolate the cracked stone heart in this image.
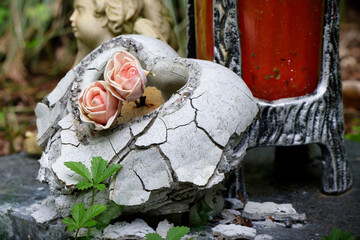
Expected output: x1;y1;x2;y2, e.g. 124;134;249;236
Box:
35;35;258;216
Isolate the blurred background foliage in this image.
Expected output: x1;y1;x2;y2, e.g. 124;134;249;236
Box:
0;0;359;155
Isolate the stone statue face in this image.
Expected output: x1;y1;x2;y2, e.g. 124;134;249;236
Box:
70;0;113;49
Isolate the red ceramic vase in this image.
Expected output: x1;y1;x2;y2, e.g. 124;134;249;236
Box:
238;0;325;100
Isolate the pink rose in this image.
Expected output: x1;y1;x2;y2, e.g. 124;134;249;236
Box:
78;81;122;130
104;50;148;102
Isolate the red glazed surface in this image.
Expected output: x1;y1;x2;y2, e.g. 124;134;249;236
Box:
238;0;325;100
195;0;214;61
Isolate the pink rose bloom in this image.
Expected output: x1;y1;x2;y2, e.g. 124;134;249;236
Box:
104;50;147;102
78;81;122;130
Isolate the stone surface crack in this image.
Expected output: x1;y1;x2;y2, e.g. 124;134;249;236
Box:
189;98;224;149
161;116;194;131
190;91;205;100
156;146;179;182
108;138;122;164
61;142;80;148
132;170;149;192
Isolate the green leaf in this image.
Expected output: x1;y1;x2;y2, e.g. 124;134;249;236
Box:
145;233;162;240
62;217;76;226
82;219;97;228
95;202;124;230
166;226;190;240
71;203;86;226
339;231;356;240
98;164;122;183
67;224;79;232
82;204;107;225
321;237;329;240
329;229;342;240
93;183;106;191
91;156;108;184
77;181;93;190
64;161;92;182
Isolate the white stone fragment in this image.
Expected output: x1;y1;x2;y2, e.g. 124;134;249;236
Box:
204;170;224;189
102;219;155;240
135;118;167;147
130;116;154;136
60;129;79;146
133;149;172;190
225;198;245;210
35;102;62;145
160;101;195;129
110;164;150;206
58;113;74;130
108;127;132;154
191;60;258;147
243;201;306;221
254;234;274;240
263;219;277;228
212;224;256;240
156;219;174;238
160;122;223;186
30;202;58;224
220;209;240;224
46;70;75;107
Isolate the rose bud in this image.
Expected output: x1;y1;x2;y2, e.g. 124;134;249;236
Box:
78;81;122;130
104;50;148;102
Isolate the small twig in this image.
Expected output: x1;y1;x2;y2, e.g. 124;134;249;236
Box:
135;96;148;108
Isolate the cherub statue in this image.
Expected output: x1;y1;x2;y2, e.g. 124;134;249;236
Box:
70;0;178;67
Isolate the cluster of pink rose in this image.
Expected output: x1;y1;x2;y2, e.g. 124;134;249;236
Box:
78;51;148;130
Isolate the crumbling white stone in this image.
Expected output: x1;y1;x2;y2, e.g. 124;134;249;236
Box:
30;200;58;225
130;116;154;136
35;102;62;146
156;219;174;238
254;234;274;240
225;198;244;210
191;60;258;147
37;34;259;217
58;113;74;130
263;219;277;228
243;201;306;222
160;100;195;129
212;224;256;240
110;162;151;205
160;122;223;186
135;118;167;147
102;219;155;240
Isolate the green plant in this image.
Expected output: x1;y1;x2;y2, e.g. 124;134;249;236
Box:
345;125;360;143
62;156;122;240
322;228;356;240
145;226;191;240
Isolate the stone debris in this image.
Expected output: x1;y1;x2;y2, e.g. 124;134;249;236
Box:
220;209;241;224
30;199;58;225
212;224;256;240
243;201;306;222
102;218;155;240
262;219;277;228
224;197;245;210
254;234;274;240
156;219;174;238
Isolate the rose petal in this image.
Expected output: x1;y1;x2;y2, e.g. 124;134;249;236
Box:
105;84;126;101
87;110;107;124
120;76;139;90
125;77;144;101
